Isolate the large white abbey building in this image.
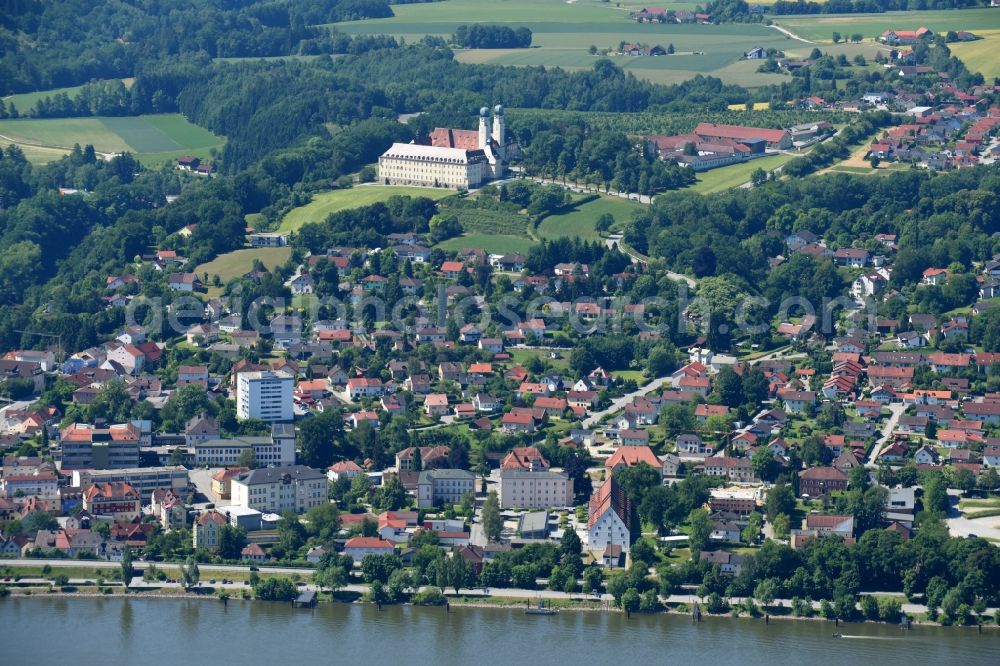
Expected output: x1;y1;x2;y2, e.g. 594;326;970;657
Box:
378;105;507;190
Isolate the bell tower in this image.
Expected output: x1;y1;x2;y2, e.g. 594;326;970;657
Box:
478;107;489;150
492;104;505;160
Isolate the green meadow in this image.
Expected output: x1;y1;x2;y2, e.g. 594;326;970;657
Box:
0;113;223;166
772;8;1000;43
948;29;1000;80
279;185;455;232
537;196;642;242
195;247;293;285
689;153;797;194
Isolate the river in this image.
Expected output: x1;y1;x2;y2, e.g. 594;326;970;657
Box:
1;597;996;664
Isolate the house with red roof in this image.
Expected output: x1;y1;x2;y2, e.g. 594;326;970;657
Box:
604;445;661;474
344;537;395;560
588;477;632;553
501;446;550;471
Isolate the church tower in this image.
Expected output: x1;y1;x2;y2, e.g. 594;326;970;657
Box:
478;107;489;150
492;104;506;160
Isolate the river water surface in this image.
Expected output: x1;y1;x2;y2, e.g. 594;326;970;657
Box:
1;597;996;664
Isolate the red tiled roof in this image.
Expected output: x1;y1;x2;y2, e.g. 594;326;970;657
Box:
429;128;480;150
694;122;788;144
605;446;660;469
345;537;393;550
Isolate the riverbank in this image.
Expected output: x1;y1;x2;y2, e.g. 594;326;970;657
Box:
5;585;997;630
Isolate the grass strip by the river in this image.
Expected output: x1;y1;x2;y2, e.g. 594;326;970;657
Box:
4;586;997;630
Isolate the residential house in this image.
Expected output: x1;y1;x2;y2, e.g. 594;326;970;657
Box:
424;393;450;417
344;537;395;560
703;456;755;483
193;510;227;551
798;466;848;498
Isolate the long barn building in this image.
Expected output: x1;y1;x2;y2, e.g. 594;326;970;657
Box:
692;122;792;150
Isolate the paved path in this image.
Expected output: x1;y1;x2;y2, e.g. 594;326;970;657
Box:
582;376;671;428
746;347;806;366
944;492;1000;541
505;169;654;204
605;235;694;287
769;24;814;44
866;402;907;467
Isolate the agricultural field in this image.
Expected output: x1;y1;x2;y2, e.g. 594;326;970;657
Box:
688;153;797;194
948;30;1000;81
328;0;795;87
0;113;223;166
436;232;537;256
771;8;1000;44
194;247;292;286
279;185;454;232
537;196;642;242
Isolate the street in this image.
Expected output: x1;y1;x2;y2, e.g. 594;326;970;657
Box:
582;376;671;429
865;402;907;467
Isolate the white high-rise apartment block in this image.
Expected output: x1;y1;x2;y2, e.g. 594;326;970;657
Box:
237;371;293;422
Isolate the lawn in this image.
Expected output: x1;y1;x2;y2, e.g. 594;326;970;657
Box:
328;0;796;87
688;153;797;194
195;247;292;285
0;113;224;166
537;196;642;242
948;30;1000;80
772;8;1000;44
279;185;454;232
510;347;571;371
437;233;536;255
612;369;646;383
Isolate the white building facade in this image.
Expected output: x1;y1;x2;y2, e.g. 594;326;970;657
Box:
237;370;293;422
499;469;573;509
194;424;295;467
230;465;327;514
378;105;507;189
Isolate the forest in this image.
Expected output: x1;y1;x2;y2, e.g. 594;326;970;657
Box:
451;24;532;49
0;0;402;94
